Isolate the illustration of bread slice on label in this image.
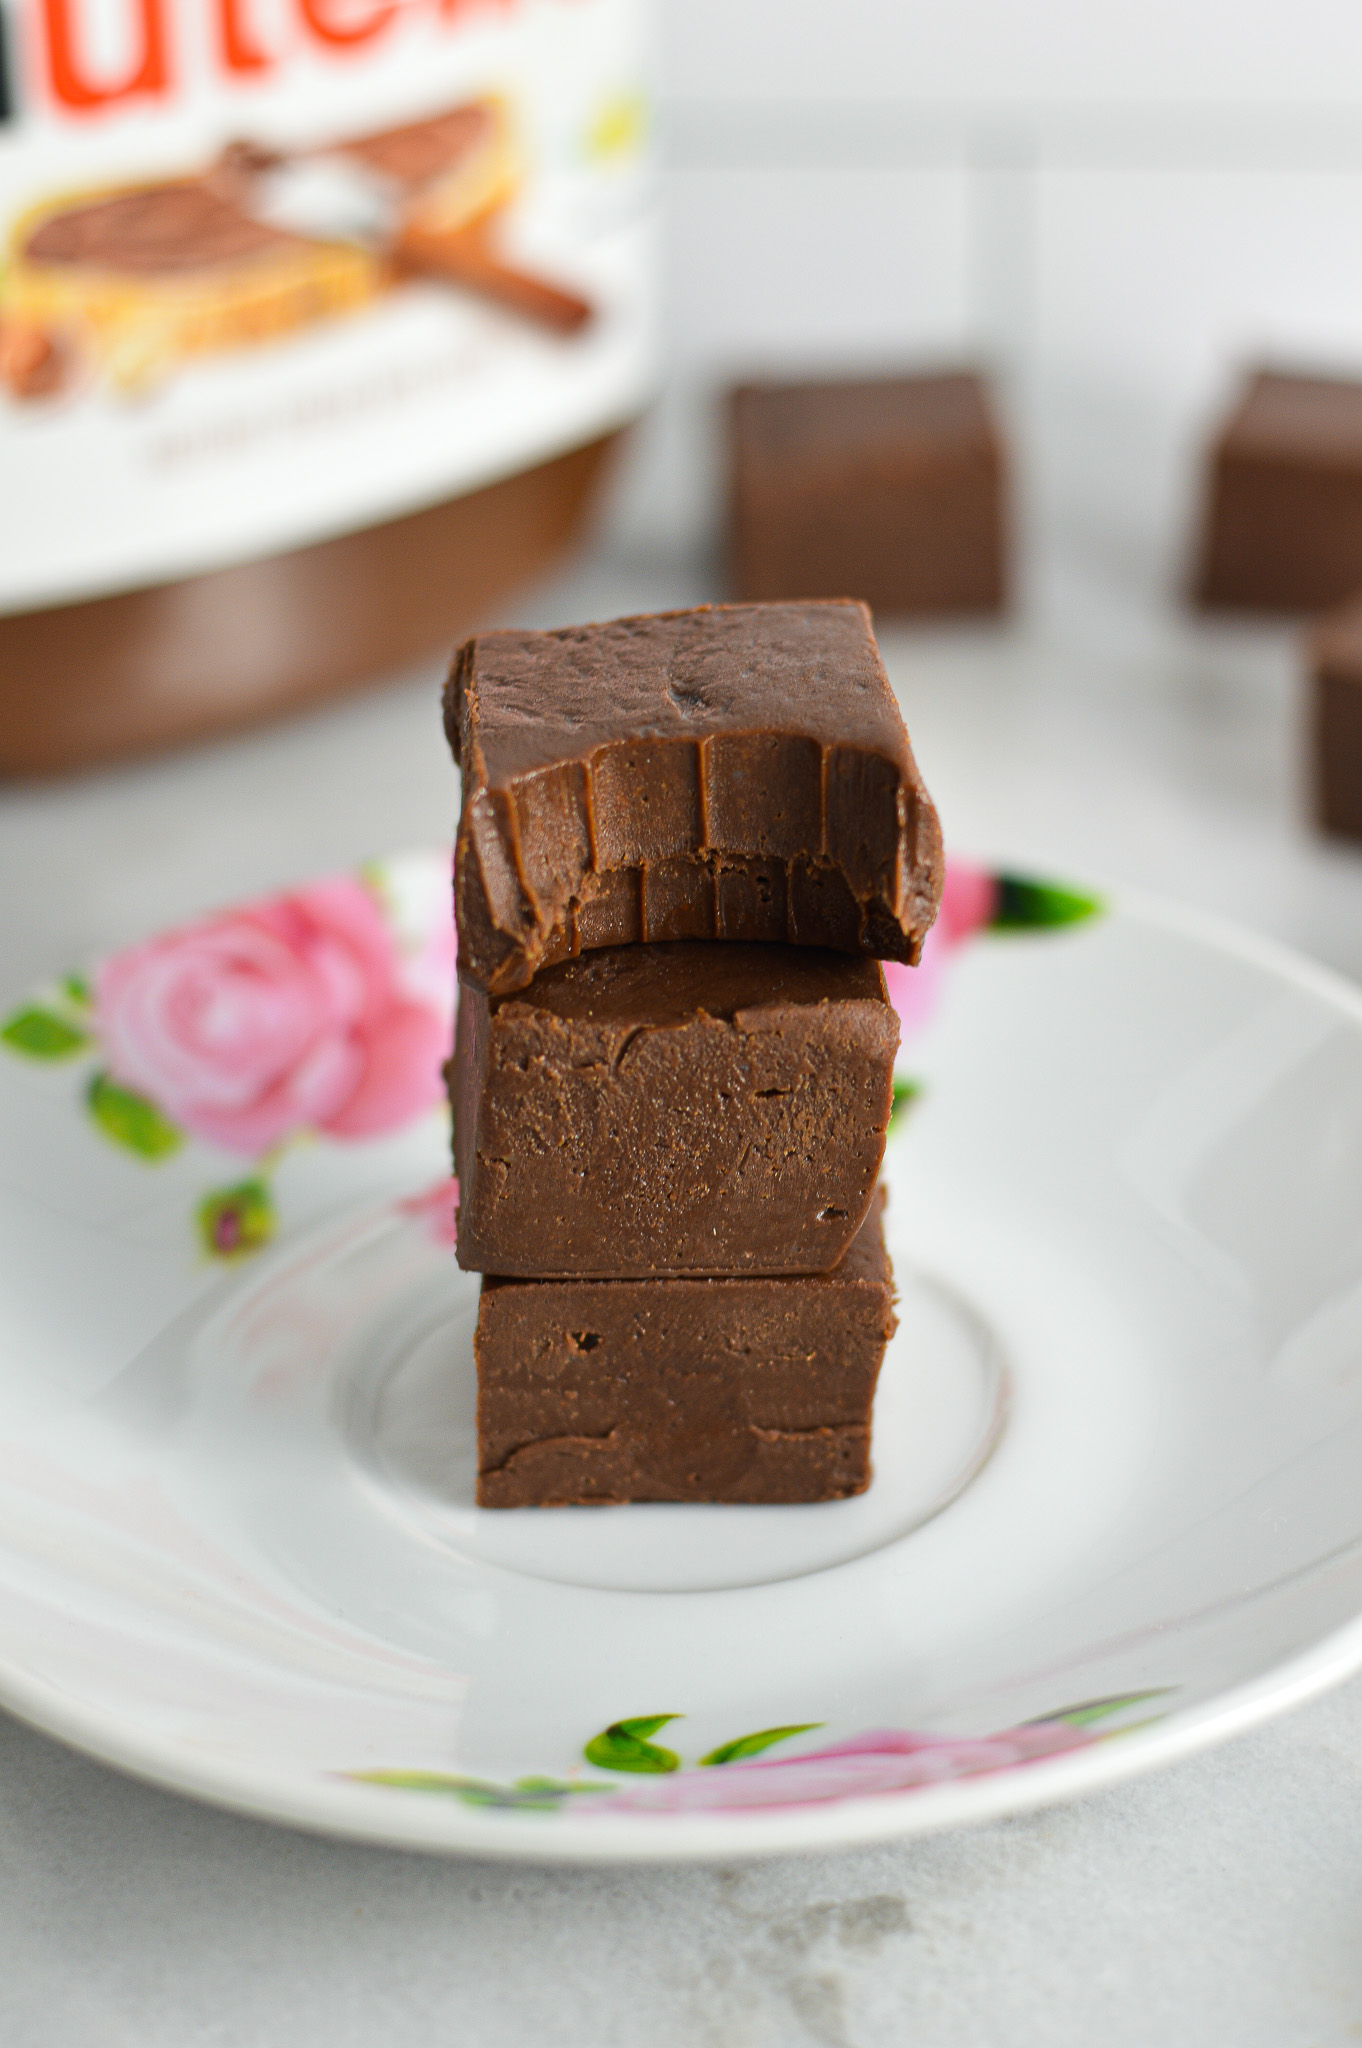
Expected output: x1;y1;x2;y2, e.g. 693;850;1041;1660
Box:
3;176;384;393
333;98;522;238
0;98;541;398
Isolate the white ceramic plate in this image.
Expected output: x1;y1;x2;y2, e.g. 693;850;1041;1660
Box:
4;850;1362;1862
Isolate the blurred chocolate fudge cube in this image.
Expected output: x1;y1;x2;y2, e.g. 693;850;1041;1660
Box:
1196;370;1362;613
1308;595;1362;839
727;372;1009;619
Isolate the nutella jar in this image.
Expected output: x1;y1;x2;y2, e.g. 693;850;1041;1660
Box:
0;0;654;770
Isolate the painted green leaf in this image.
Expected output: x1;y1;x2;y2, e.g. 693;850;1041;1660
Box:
87;1073;183;1158
699;1723;823;1767
349;1768;610;1810
989;873;1103;932
198;1179;275;1261
457;1780;563;1810
1;1007;90;1059
509;1776;613;1807
888;1079;921;1130
1038;1690;1170;1730
352;1768;452;1790
583;1715;682;1773
61;975;92;1008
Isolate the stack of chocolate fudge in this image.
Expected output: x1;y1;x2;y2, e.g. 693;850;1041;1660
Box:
443;599;944;1509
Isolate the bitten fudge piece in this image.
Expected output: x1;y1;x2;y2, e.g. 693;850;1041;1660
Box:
1195;370;1362;613
727;373;1008;619
446;599;942;995
474;1194;896;1507
453;940;898;1277
1308;596;1362;839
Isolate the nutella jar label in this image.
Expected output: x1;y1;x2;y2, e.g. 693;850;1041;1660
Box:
0;0;654;611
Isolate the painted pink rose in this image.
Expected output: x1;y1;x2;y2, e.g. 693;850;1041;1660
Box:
594;1720;1091;1815
883;857;996;1037
94;876;454;1156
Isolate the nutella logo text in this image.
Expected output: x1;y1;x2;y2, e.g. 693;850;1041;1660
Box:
29;0;520;116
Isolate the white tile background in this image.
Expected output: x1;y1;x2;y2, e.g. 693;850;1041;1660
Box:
655;0;1362;106
608;0;1362;591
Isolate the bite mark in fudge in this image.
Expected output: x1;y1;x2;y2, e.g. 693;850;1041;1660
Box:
727;373;1008;619
453;940;899;1277
474;1194;896;1506
445;600;943;995
1195;370;1362;614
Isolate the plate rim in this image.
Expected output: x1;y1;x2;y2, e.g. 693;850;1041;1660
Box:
2;1602;1361;1862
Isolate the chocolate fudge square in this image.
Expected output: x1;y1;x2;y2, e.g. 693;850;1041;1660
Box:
1196;370;1362;613
727;373;1008;618
446;600;943;995
1308;596;1362;839
474;1194;896;1507
453;940;898;1278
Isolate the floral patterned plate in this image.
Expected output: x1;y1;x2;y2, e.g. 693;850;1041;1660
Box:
3;850;1362;1861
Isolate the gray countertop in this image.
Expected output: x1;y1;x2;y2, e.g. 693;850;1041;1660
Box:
2;546;1361;2047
